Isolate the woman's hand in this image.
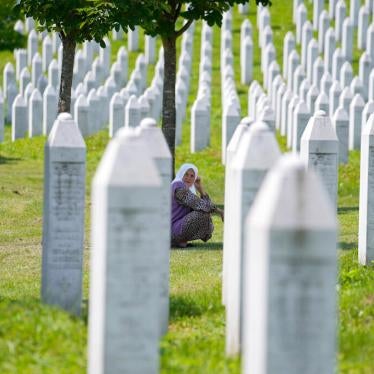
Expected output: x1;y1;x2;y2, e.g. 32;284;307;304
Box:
194;176;204;194
217;207;224;222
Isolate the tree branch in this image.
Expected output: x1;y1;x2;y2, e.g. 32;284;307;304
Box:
175;18;193;38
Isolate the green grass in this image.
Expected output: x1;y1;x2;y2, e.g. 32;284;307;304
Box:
0;2;374;373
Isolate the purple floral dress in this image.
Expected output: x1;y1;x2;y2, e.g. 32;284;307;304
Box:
171;180;218;244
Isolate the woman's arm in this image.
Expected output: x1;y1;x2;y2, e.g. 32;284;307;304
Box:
174;185;217;213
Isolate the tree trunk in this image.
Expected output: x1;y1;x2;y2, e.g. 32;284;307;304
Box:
162;35;177;177
58;35;76;114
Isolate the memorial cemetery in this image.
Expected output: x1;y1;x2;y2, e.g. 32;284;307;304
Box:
1;0;374;372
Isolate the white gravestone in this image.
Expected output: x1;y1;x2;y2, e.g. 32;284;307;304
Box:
43;84;57;135
340;61;353;88
16;49;27;81
87;89;100;135
332;106;349;164
27;29;38;66
307;39;318;83
293;100;310;152
362;101;374;132
342;18;354;62
330;80;342;117
88;127;162;374
241;36;253;85
20;67;31;97
42;35;53;72
6;83;17;123
301;110;339;209
109;93;125;138
321;72;333;95
359;52;372;101
367;24;374;62
222;101;241;164
332;48;344;82
312;57;325;88
145;36;156;65
191;96;210;152
369;70;374;101
138;117;172;335
281;89;293;136
306;84;319;114
128;26;139;51
296;4;307;45
225;121;280;357
29;88;43;137
350;0;360;27
318;10;330;53
3;62;16;99
288;49;300;91
42;112;86;316
12;94;28;141
324;28;336;74
222;119;252;306
359;113;374;265
350;76;364;97
315;92;329;113
335;0;346;42
242;154;338;374
125;95;141;128
32;53;42;88
0;93;3;142
358;6;369;50
339;87;354;118
301;21;313;69
349;93;365;150
287;96;300;148
313;0;324;30
74;94;90;137
48;59;60;90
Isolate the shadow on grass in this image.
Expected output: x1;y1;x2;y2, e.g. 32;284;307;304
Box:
171;242;222;251
338;206;358;214
169;294;205;320
0;155;21;164
339;241;357;251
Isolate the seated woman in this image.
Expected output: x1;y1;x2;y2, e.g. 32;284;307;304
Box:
171;163;224;248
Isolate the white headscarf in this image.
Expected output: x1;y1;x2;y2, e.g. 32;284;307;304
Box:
172;163;198;194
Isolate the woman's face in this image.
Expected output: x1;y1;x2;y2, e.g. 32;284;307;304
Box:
183;169;195;187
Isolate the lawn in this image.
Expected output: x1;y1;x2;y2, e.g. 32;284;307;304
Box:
0;1;373;373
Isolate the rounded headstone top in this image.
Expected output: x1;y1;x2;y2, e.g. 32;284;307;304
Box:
4;62;14;73
315;110;327;117
76;94;88;106
308;38;318;48
14;93;26;106
351;93;365;107
250;120;271;133
333;106;349;120
140;117;157;129
365;113;374;135
29;29;37;39
360;52;372;63
341;61;353;72
57;112;72;121
240;116;254;126
116;126;138;139
20;67;30;77
284;31;295;42
44;84;56;95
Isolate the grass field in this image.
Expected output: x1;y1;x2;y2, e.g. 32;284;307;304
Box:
0;1;374;373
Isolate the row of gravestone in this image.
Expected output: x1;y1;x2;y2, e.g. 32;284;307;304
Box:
190;22;213;153
42;112;172;373
220;3;374;372
175;23;195;145
0;17;166;143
